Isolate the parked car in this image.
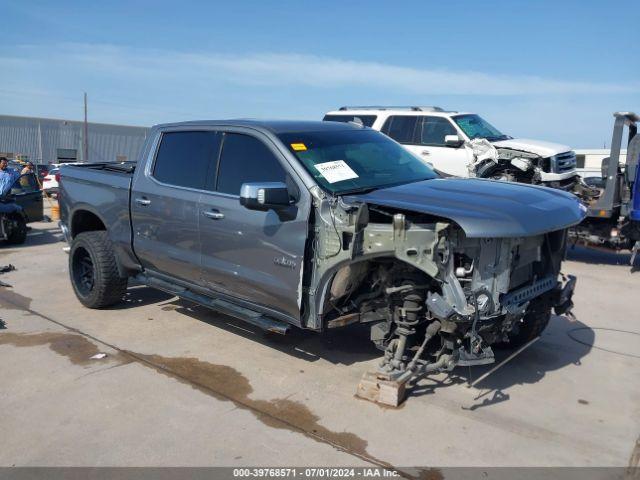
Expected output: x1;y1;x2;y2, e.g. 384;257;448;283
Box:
323;106;581;192
42;168;60;196
58;120;584;395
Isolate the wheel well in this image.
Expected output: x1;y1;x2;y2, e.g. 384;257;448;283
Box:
71;210;106;238
321;257;436;318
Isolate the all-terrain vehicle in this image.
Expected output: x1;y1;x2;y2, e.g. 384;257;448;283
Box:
0;203;28;245
1;172;43;245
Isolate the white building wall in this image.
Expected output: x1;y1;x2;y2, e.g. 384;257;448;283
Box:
0;114;149;164
575;149;627;179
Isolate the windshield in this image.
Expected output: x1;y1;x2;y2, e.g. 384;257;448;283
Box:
323;114;377;128
453;114;510;141
278;129;438;194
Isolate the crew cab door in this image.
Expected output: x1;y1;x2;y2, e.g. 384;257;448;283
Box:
381;115;470;177
11;173;43;222
130;129;221;283
198;130;309;322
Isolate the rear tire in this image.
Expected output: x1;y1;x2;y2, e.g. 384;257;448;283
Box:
501;297;552;348
6;214;27;245
69;231;128;308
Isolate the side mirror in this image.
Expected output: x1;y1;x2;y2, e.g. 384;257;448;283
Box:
240;182;291;211
444;134;464;147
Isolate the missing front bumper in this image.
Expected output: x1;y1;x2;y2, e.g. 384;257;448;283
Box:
553;274;577;315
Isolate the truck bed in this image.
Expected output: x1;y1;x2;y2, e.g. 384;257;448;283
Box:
59;162;136;271
65;161;137;174
61;162;135;191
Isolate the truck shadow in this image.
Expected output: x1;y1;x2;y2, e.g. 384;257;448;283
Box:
112;285;595;389
155;297;381;366
566;245;633;266
0;224;63;249
409;314;594;407
108;284;176;310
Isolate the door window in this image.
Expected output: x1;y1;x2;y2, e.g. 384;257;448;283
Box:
216;133;287;195
380;116;418;144
12;174;39;194
417;117;458;146
152;131;221;190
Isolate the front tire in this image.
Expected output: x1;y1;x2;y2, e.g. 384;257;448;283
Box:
69;231;128;308
5;214;27;244
502;297;552;348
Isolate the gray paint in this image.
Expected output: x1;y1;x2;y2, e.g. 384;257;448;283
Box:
0;114;148;164
347;178;586;238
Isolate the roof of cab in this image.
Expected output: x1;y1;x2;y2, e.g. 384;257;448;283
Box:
153;119;363;134
324;109;471;117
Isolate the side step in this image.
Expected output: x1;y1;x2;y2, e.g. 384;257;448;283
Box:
137;274;290;335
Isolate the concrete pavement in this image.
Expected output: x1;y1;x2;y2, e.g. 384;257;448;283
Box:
0;219;638;468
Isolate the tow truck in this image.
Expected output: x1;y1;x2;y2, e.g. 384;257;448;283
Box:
569;112;640;265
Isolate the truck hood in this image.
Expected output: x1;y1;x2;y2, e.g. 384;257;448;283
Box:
491;138;572;158
345;178;586;238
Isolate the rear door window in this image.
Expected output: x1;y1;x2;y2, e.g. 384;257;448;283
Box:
417;117;458;146
380;116;418;144
153;131;221;190
215;133;288;195
323;114;377;127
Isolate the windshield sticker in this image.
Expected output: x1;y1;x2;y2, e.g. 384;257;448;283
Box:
314;160;359;184
290;143;307;151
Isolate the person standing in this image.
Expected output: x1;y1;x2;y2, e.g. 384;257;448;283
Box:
0;157;22;213
20;162;34;175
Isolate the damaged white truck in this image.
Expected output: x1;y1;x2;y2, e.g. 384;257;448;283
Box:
323;106;593;197
58;120;585;405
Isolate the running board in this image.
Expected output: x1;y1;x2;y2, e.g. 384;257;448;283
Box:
135;274;290;335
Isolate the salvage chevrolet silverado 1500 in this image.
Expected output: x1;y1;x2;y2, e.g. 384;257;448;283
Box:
59;120;585;402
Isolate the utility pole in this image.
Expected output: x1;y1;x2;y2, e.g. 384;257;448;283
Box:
37;122;43;164
83;92;89;162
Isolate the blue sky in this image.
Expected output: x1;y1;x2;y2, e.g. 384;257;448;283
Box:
1;0;638;147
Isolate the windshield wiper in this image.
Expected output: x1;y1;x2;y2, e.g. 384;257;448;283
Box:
486;135;511;142
337;177;435;196
336;186;381;195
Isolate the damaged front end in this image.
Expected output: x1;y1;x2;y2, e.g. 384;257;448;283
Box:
304;186;577;406
465;139;598;201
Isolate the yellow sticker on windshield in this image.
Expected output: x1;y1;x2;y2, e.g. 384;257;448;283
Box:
291;143;307;151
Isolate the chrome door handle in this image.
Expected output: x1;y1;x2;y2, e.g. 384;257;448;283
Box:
135;197;151;206
202;210;224;220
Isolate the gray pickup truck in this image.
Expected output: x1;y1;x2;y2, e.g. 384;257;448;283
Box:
59;120;585;395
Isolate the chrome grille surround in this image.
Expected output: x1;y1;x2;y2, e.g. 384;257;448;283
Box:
549;151;577;173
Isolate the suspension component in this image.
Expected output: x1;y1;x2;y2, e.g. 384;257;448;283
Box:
356;288;451;406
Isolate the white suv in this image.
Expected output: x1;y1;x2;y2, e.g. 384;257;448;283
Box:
323;106;578;190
